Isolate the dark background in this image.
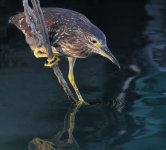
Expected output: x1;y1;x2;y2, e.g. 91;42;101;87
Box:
1;0;166;150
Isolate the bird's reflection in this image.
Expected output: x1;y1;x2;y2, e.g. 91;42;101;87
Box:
28;103;82;150
28;63;141;150
28;61;141;150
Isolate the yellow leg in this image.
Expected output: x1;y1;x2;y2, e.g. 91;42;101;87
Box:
68;57;89;105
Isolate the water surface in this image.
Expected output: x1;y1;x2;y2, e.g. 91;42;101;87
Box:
0;0;166;150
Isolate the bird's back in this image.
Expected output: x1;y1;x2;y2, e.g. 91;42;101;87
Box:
9;7;103;58
9;7;91;37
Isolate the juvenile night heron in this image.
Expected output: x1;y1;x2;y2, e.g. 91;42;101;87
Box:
9;8;120;104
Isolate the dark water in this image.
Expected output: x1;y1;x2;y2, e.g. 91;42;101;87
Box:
0;0;166;150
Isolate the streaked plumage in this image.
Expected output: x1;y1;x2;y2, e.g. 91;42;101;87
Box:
9;7;120;104
9;8;107;58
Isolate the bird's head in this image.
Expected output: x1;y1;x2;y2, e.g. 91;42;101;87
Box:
81;24;120;68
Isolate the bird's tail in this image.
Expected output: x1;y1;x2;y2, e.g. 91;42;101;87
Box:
8;12;26;30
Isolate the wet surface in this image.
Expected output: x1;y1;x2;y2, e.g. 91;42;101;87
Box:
0;0;166;150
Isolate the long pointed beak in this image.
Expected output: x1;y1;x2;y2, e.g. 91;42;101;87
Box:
98;47;120;68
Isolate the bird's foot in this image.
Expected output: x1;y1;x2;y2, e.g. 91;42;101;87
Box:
33;49;47;58
77;98;90;106
44;55;60;68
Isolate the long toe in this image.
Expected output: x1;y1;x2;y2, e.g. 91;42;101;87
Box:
44;56;60;68
77;98;90;106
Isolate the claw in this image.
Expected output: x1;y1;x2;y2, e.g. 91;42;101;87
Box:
33;49;47;58
44;55;60;68
78;99;90;106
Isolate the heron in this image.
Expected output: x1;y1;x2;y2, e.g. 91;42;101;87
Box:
9;8;120;104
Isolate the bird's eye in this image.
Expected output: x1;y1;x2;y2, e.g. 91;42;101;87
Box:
91;39;97;44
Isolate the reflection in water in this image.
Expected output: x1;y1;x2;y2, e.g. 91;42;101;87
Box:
113;64;141;112
29;138;55;150
144;0;166;71
122;72;166;149
28;103;82;150
26;61;141;150
28;63;141;150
